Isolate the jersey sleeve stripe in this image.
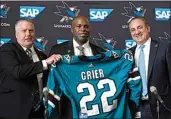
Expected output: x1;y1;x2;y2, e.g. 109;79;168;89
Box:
127;76;141;82
43;98;55;108
49;89;61;101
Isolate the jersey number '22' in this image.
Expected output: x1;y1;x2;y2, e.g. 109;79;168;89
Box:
77;78;117;116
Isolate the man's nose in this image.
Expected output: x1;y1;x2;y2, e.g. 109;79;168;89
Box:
25;30;31;35
135;29;140;35
80;26;86;31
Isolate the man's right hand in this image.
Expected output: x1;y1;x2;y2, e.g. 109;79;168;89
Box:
45;54;62;65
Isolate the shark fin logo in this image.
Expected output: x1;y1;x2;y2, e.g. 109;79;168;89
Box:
0;4;10;18
54;1;80;23
122;2;146;23
34;37;48;51
56;39;69;44
93;33;117;51
159;32;171;43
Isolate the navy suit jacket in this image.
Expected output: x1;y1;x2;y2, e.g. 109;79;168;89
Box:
49;40;105;119
129;39;171;118
0;42;49;118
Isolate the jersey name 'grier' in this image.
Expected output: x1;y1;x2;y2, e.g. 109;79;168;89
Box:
81;69;104;80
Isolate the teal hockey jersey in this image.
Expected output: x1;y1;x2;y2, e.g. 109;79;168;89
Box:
46;50;141;119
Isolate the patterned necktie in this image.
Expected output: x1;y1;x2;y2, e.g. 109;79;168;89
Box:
26;48;41;111
77;46;85;56
26;48;33;60
138;45;147;96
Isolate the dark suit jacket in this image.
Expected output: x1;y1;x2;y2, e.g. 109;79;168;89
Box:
49;40;105;119
0;42;49;119
129;39;171;118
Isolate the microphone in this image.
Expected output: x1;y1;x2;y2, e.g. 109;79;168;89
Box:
43;87;49;119
150;86;171;113
150;86;164;104
43;87;49;102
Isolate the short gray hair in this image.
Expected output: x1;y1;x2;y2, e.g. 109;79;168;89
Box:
15;19;35;32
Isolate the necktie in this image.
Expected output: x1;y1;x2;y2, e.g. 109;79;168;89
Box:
77;46;85;56
138;45;147;96
26;48;33;60
26;48;41;111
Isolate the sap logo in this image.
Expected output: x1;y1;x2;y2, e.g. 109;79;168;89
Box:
56;39;69;44
89;9;113;21
0;38;11;47
125;39;136;49
155;8;170;21
20;6;45;19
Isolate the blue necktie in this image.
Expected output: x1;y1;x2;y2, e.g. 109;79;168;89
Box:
138;45;147;96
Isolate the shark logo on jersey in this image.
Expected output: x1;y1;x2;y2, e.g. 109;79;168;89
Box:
34;37;48;51
64;54;71;63
54;1;80;23
111;51;119;59
122;2;146;23
0;4;10;18
159;32;171;43
93;33;116;51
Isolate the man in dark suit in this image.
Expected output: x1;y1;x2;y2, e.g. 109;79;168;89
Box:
0;19;61;119
49;16;105;119
128;17;171;119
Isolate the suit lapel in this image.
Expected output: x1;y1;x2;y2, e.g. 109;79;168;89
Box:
129;46;136;55
34;47;44;60
67;41;74;56
147;40;159;80
15;42;32;63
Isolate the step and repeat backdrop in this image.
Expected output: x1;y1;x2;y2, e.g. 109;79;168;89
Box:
0;1;170;54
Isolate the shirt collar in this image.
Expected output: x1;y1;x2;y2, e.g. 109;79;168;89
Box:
22;45;34;52
73;38;90;49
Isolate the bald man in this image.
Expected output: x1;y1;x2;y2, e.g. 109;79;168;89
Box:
49;16;105;119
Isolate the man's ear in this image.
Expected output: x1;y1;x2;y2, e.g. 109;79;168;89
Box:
15;32;18;39
147;25;150;32
71;28;73;33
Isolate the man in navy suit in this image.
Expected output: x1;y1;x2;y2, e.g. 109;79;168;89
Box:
129;17;171;119
0;19;61;119
49;15;105;119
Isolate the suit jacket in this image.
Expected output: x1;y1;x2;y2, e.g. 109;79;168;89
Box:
49;40;105;119
129;39;171;118
0;42;49;119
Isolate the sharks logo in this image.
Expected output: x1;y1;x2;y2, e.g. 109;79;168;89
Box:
0;4;10;18
93;33;117;51
54;1;80;23
122;2;146;23
34;37;48;51
159;32;171;43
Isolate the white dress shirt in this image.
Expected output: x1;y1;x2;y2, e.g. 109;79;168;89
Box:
22;46;48;96
134;38;151;99
73;38;93;56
